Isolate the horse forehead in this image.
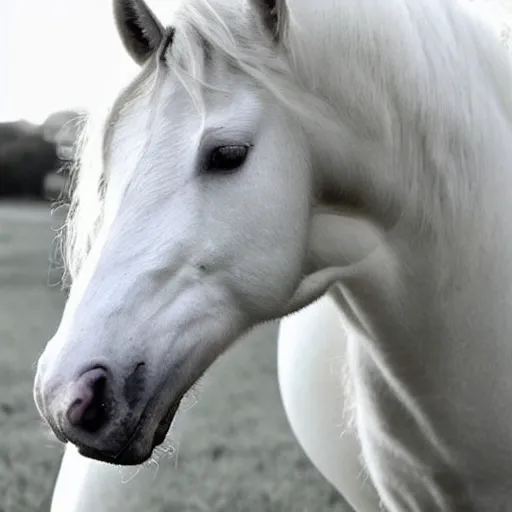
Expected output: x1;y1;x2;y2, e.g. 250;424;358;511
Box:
103;76;194;170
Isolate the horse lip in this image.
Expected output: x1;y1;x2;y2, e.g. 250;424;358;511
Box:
76;396;183;466
42;412;69;445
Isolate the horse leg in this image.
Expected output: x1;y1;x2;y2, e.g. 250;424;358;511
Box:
50;443;151;512
277;292;381;512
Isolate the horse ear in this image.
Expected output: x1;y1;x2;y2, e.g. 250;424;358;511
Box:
250;0;286;41
113;0;165;66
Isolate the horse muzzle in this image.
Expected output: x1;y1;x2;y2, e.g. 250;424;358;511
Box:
33;355;184;465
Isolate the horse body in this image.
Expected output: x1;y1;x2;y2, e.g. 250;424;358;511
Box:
35;0;512;510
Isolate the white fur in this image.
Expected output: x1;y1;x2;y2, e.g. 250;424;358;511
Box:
38;0;512;510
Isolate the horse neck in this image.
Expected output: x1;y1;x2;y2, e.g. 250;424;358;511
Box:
288;0;512;498
314;139;512;507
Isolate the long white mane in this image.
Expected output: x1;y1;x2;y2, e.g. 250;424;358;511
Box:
60;0;512;286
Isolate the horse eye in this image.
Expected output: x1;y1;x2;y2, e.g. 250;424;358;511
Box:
206;145;250;173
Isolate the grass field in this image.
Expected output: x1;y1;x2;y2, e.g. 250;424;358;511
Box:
0;201;350;512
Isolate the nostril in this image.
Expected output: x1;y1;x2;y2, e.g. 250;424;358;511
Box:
123;362;146;409
66;367;109;434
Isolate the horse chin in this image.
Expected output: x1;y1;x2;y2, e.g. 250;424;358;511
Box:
77;442;151;467
151;399;181;449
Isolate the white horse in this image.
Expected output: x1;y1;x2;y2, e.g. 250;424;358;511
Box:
34;0;512;510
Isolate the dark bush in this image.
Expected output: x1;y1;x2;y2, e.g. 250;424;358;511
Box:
0;130;60;199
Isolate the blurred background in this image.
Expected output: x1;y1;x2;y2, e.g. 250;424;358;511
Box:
1;1;511;511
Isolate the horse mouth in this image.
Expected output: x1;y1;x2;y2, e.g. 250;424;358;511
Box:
77;397;182;466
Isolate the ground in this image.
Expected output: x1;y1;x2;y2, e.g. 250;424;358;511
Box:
0;201;351;512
